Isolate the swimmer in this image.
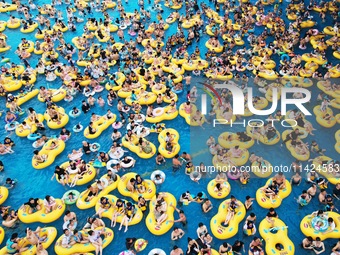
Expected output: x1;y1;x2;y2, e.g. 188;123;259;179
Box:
155;153;166;165
201;199;213;213
290;172;302;185
5;178;16;189
244;196;254;211
266;208;278;228
171;227;185;241
297;190;312;206
169;205;187;226
26;227;47;245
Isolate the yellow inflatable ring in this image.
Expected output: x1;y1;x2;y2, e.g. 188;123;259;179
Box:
207;179;231;199
117;172;156;202
145;192;177;235
210;199;246;239
256;178;292;209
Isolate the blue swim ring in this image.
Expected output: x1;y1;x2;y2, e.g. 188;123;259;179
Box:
73;124;83;133
27;133;42;141
171;87;183;94
90;143;101;152
69;109;81;118
311;216;329;232
5;121;19;131
281;54;290;62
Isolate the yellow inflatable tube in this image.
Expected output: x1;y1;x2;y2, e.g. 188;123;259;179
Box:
207;179;231;199
0;186;9;205
117;84;147;98
117;172;156;202
256;179;292;209
122;136;156;159
317;81;340;99
18;199;65;223
205;41;223;53
312;156;340;185
179;102;192;125
20;22;38;33
76;174;120;210
44;106;69;129
157;128;180;159
15;113;44;137
210;199;246;239
2;79;22;92
84;115;116;139
223;148;249;166
6;89;39;108
282;130;310;161
38;89;67;102
0;227;57;255
335;130;340;154
125;92;157;106
259;218;295;255
145;192;176;235
313;105;337;128
0;226;4;245
32;139;65;169
245;123;281;145
300;211;340;241
145;106;178;123
6;18;20;29
205;70;233;80
218;132;254;149
251;160;273;178
95;195;143;226
58;161;96;186
54;228;114;255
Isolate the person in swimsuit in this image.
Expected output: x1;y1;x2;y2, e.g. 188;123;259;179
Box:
4;111;17;124
266;207;278;228
290;172;302;185
82;141;91;154
249;237;264;255
223;196;239;227
26;227;47;245
88;228;106;255
170;205;187;226
119;202;135;232
23;198;41;214
170;245;184;255
139;139;153;154
219;242;233;255
96;196;112;218
171;227;185;241
5;233;29;254
201;199;213;213
111;199;125;227
85;184;99;202
331;239;340;255
186;237;200;255
312;237;325;254
137;196;147;212
232;240;245;255
44;195;57;213
297;190;312;206
302;236;314;250
134;175;146;193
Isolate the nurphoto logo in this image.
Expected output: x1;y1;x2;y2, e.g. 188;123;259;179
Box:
201;84;312;116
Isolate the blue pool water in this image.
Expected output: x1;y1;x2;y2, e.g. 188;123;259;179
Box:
0;0;339;254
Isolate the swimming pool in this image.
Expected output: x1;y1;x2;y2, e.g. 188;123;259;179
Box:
0;0;339;254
